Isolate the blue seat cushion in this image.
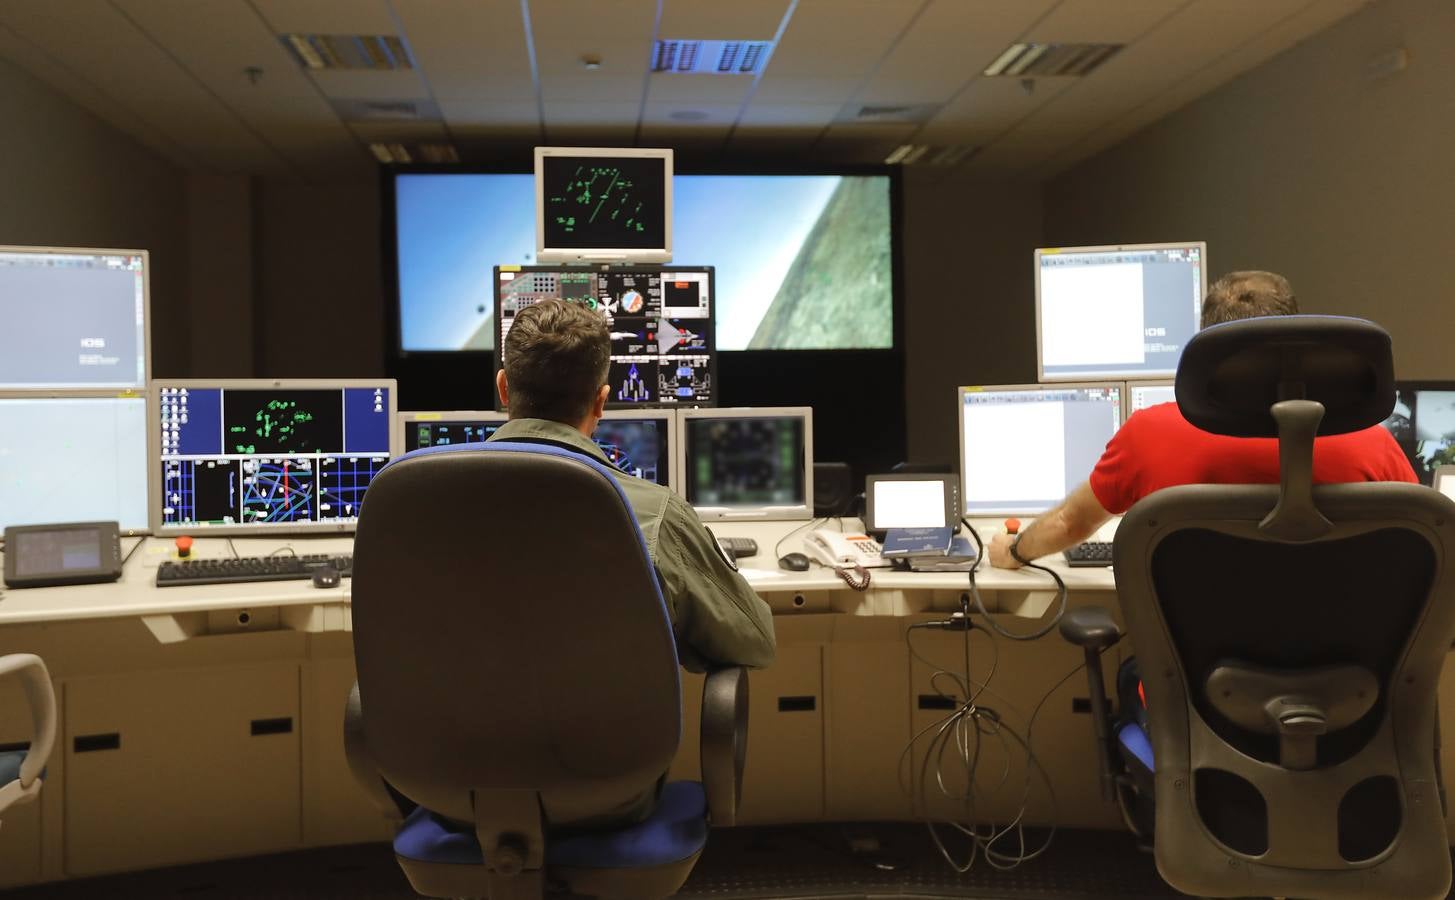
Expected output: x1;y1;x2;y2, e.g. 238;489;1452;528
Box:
0;750;25;786
395;781;709;870
1118;721;1154;772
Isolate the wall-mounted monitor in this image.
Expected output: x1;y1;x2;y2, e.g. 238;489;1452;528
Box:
153;379;397;535
535;147;672;264
1035;242;1205;382
0;393;151;534
387;168;898;353
1384;382;1455;486
958;383;1122;517
679;407;813;520
0;246;149;390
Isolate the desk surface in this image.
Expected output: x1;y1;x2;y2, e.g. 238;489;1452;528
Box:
0;519;1117;628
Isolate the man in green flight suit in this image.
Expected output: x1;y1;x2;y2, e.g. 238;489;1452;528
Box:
491;298;777;675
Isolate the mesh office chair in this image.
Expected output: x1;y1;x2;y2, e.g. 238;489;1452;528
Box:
345;441;749;900
1062;316;1455;899
0;654;56;821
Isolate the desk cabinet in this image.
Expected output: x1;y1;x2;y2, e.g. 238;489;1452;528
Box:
0;678;44;888
63;663;302;876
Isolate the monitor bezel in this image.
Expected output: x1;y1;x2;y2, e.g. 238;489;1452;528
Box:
1034;241;1207;383
677;406;814;521
0;245;151;391
957;381;1124;518
535;147;674;264
0;389;155;537
151;378;399;537
864;472;961;535
1122;378;1177;421
395;409;509;456
492;264;718;410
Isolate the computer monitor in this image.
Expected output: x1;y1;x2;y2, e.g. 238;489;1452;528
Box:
1384;382;1455;486
679;408;813;520
495;266;715;407
153;379;397;535
0;246;149;389
1434;466;1455;502
864;473;960;532
1035;242;1205;382
397;410;509;454
1125;380;1176;418
0;394;151;534
396;409;679;489
958;383;1122;516
594;409;678;489
535;147;672;263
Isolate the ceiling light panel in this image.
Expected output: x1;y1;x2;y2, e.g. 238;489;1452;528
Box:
982;42;1124;77
652;40;776;74
280;34;415;70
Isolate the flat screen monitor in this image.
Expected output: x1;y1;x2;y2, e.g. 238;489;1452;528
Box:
1126;380;1176;417
1035;243;1205;382
397;409;678;489
154;380;397;535
495;266;715;407
680;408;813;520
398;410;508;454
389;170;897;352
0;246;149;389
536;147;672;264
1384;383;1455;486
0;394;150;534
959;383;1122;516
864;473;960;532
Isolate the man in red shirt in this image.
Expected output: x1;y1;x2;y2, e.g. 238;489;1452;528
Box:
989;271;1417;570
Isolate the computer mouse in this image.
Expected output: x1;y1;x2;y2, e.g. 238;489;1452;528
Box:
778;552;811;572
311;566;341;589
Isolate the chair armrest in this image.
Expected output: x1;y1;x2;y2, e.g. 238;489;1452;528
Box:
699;666;748;826
0;654;56;789
343;681;406;826
1059;606;1123;650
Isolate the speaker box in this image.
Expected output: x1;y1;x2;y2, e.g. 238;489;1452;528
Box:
813;462;855;518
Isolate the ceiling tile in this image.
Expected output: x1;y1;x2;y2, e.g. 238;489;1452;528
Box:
659;0;788;38
350;119;449;142
751;74;858;103
916;76;1077;145
645;72;755;104
766;0;922;78
538;72;645;102
737;102;842;127
542;99;642;126
1029;0;1186;44
392;0;531;100
249;0;399;35
531;0;656;78
309;69;431;101
439;98;541;127
641;102;741;125
858;0;1054;105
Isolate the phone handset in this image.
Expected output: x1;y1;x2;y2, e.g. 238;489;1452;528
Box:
803;530;886;591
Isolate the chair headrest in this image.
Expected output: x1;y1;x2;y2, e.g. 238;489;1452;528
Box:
1175;315;1394;438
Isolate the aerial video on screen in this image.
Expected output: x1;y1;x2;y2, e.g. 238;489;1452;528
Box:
394;173;893;353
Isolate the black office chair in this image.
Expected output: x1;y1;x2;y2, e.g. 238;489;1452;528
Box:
0;654;55;820
1062;315;1455;899
345;441;749;899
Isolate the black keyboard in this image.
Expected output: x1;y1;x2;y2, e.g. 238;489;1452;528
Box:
156;554;354;587
716;536;759;559
1063;541;1113;567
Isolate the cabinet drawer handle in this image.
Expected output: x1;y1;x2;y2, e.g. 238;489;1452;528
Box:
250;717;294;736
777;696;816;712
74;733;121;753
0;741;30;754
918;695;958;711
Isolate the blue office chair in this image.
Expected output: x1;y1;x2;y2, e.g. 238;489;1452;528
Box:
0;654;56;821
1062;316;1455;899
345;441;749;899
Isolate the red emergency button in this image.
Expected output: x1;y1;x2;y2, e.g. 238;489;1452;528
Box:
175;536;194;558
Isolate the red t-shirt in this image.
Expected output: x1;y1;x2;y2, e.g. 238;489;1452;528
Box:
1088;402;1417;515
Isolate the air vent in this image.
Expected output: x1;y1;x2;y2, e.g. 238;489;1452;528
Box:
652;40;774;74
281;34;415;71
884;144;979;167
332;98;441;122
984;42;1123;78
369;143;458;165
834;103;940;125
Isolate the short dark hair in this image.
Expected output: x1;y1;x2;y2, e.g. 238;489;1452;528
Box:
501;299;610;423
1201;271;1298;328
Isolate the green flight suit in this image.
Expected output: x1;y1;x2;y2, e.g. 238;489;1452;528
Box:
489;418;777;672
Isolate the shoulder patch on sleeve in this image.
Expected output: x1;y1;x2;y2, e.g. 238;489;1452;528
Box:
705;526;739;571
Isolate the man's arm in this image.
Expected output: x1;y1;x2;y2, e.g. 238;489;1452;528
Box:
657;495;777;672
988;482;1113;569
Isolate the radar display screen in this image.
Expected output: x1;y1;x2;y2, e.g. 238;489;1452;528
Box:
541;155;667;252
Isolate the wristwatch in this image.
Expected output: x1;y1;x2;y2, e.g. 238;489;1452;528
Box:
1008;531;1032;566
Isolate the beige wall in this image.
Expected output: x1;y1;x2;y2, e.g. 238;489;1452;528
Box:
1044;0;1453;379
0;56;189;375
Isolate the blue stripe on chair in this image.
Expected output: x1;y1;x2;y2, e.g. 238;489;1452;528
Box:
395;781;709;869
1118;722;1154;772
0;750;25;786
